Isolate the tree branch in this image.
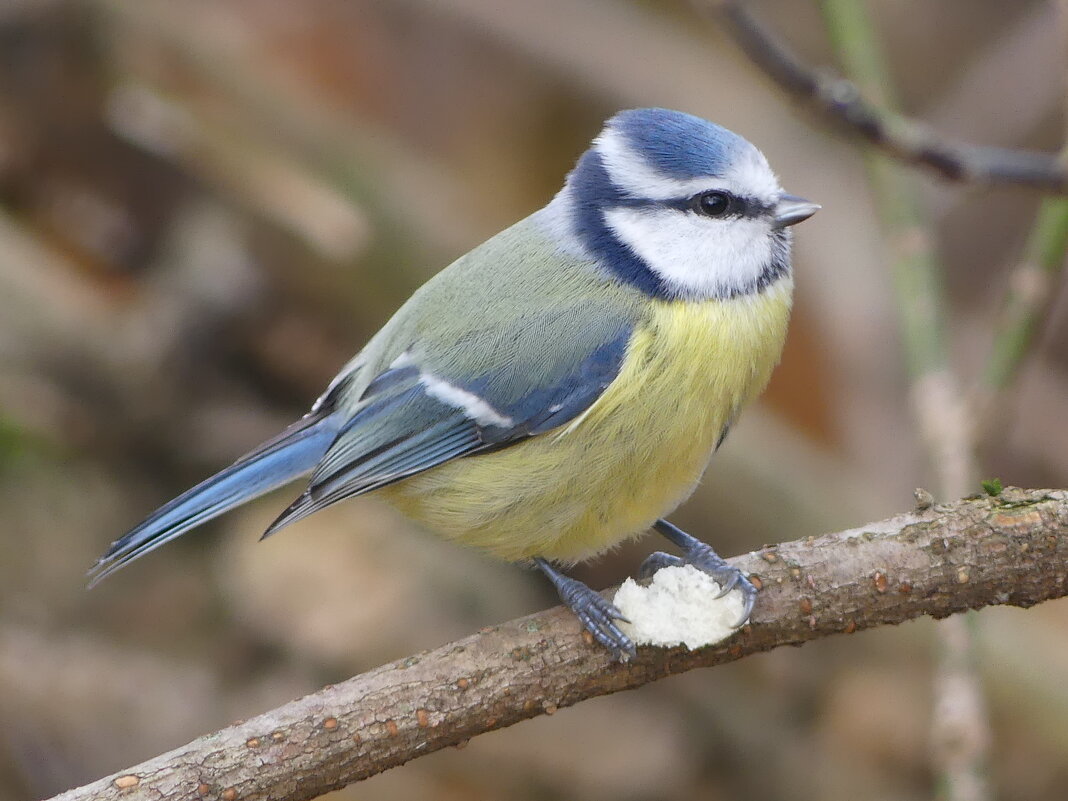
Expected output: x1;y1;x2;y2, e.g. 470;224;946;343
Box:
50;488;1068;801
697;0;1068;193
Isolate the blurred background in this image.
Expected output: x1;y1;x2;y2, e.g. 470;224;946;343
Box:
1;1;1067;799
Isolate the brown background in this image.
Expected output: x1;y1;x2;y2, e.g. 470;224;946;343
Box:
1;1;1067;799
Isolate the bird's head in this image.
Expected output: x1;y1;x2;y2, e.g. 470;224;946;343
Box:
549;108;818;300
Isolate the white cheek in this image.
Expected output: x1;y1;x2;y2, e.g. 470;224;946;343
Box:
604;207;774;299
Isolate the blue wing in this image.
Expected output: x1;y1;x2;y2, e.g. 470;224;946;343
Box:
92;215;645;578
262;327;631;537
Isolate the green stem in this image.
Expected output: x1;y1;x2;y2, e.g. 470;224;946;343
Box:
819;0;950;381
984;195;1068;391
819;0;898;109
818;5;988;801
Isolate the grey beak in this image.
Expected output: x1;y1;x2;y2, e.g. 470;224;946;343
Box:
774;194;820;227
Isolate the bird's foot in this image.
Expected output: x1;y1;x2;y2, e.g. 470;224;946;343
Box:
639;519;757;627
536;558;636;662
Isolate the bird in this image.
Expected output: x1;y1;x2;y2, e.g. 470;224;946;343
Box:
90;107;819;660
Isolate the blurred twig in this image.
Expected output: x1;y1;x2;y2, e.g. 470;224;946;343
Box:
811;0;973;485
975;1;1068;457
47;489;1068;801
813;3;990;800
698;0;1068;193
980;187;1068;405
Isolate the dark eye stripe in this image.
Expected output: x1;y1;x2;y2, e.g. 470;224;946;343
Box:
614;194;773;219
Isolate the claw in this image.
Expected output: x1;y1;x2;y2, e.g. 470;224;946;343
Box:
573;592;636;660
536;558;636;661
736;590;757;628
604;602;630;624
648;519;760;627
637;550;683;580
713;569;741;599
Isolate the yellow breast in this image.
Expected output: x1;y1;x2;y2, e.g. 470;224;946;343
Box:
380;278;793;563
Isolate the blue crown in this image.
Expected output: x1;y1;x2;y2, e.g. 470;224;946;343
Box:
555;108;775;301
607;107;751;180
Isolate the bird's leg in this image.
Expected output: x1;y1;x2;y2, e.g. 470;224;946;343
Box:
534;557;636;661
639;519;757;626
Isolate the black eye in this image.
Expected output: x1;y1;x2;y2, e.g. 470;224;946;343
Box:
693;191;731;217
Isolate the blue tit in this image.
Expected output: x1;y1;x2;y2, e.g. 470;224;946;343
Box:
91;107;818;659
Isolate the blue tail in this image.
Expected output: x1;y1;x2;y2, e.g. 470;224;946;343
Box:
88;410;341;586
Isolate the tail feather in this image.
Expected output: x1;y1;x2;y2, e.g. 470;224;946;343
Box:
88;411;340;586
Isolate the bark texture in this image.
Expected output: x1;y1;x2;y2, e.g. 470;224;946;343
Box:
51;488;1068;801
